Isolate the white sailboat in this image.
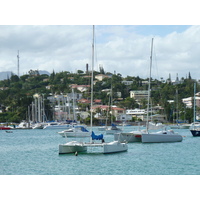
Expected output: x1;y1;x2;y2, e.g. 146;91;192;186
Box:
141;38;183;143
57;89;91;138
59;25;128;154
57;125;90;137
189;83;200;136
43;122;72;129
106;123;122;134
105;81;122;134
116;38;183;143
114;130;143;143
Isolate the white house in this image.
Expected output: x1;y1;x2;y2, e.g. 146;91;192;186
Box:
121;81;133;85
182;96;200;108
95;74;110;81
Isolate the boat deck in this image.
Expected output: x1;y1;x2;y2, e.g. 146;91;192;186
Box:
83;143;105;147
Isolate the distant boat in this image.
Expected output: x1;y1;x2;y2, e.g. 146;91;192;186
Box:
16;121;32;129
141;38;183;143
141;124;183;143
189;83;200;137
43;122;72;129
170;122;191;129
6;130;13;133
105;124;122;134
0;126;12;130
98;126;107;131
32;123;46;129
57;125;91;137
114;130;142;143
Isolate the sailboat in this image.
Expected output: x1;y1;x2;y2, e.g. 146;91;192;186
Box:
57;125;90;137
114;125;144;143
141;38;183;143
105;80;122;134
189;83;200;136
59;25;128;154
57;89;91;138
115;38;183;143
106;123;122;134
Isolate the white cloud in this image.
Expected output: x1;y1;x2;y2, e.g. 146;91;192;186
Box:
0;25;200;80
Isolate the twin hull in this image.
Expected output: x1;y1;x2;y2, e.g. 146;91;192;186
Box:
59;141;128;154
141;133;183;143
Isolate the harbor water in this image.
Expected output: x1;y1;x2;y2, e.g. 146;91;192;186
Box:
0;126;200;175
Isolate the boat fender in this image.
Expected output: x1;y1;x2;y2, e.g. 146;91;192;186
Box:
102;139;105;143
75;151;78;156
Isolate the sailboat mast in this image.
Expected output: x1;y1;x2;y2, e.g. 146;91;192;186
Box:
90;25;95;130
193;82;196;124
146;38;154;132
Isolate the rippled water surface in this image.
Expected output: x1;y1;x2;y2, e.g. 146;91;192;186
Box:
1;126;200;175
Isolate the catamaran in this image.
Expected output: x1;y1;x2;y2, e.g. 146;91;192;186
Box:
59;25;128;154
141;38;182;143
115;38;182;143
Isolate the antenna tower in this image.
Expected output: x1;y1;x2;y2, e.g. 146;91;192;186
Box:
17;50;20;77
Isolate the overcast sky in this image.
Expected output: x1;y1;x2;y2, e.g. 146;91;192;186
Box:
1;25;200;81
0;1;200;81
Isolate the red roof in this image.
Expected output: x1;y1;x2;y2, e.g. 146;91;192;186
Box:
78;99;91;103
94;99;102;103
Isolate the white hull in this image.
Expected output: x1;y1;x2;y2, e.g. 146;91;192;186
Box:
141;133;183;143
44;125;71;129
103;141;128;153
170;124;190;129
59;131;91;137
114;131;142;143
98;127;107;131
106;129;122;134
59;141;128;154
59;141;87;154
58;126;91;137
32;123;45;129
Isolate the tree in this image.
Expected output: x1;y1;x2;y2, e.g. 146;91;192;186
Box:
188;72;192;80
77;70;84;74
99;66;105;74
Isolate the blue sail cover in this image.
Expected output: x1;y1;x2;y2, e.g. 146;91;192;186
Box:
81;126;89;132
91;131;103;140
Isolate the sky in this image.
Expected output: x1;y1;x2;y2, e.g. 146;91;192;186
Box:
0;25;200;79
0;1;199;83
0;25;199;81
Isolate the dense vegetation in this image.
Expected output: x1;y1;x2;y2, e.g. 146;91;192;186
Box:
0;69;198;124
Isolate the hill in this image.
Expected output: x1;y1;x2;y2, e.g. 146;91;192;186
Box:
0;70;50;80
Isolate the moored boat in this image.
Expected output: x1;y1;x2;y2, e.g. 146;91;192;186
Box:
105;124;122;134
140;38;183;143
59;132;128;154
43;122;72;129
114;131;142;143
141;130;183;143
57;125;90;137
0;126;12;130
190;129;200;137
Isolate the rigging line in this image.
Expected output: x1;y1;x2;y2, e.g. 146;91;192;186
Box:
153;43;161;81
94;28;99;72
